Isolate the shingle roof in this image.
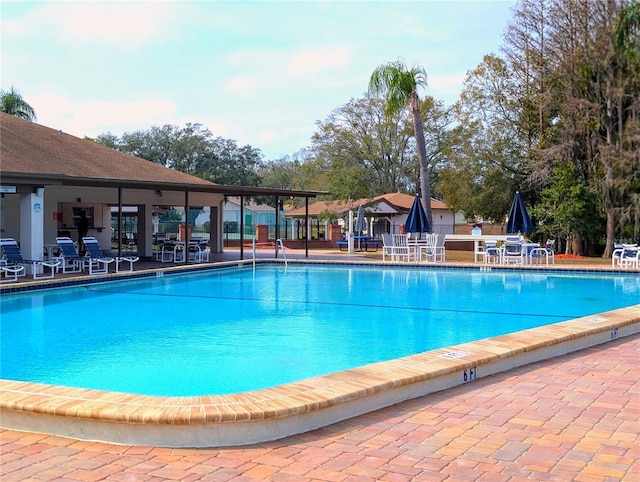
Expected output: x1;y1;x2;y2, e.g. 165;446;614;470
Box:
1;112;213;187
369;192;449;211
285;193;449;217
0;113;324;197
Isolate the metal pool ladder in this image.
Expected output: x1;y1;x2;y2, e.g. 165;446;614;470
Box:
251;239;287;268
276;239;288;267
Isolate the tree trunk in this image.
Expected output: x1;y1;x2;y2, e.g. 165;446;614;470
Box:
410;91;433;230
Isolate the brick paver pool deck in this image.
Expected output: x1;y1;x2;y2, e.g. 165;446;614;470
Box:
1;333;637;481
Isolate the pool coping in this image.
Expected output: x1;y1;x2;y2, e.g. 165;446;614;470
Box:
1;261;639;447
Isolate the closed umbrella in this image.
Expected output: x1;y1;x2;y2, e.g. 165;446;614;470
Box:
404;194;430;234
355;205;366;234
506;191;533;235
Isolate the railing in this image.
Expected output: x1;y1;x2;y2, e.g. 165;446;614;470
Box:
276;239;287;267
252;239;257;270
251;238;287;269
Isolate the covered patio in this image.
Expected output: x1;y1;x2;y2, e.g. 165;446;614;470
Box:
0;113;325;271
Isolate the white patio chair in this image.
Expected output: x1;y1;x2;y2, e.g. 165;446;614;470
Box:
616;244;639;269
484;240;501;264
382;234;412;262
529;239;555;266
501;238;525;265
428;234;446;264
415;233;437;263
382;234;394;262
475;240;489;263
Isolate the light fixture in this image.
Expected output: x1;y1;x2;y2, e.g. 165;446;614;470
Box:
155;190;163;197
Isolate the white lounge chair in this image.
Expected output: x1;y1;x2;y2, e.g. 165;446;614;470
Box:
0;237;60;280
56;237;90;273
84;236;140;272
0;264;25;283
82;237;117;274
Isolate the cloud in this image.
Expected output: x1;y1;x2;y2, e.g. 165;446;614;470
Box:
224;75;259;98
31;94;177;138
427;72;468;105
3;2;176;49
259;129;280;144
2;0;516;160
288;46;351;76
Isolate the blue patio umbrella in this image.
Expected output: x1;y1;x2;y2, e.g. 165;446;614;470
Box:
355;205;367;234
506;191;534;235
404;194;430;234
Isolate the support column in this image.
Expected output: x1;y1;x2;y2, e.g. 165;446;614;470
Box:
20;191;45;273
138;205;150;257
210;206;220;253
256;225;269;243
329;224;342;246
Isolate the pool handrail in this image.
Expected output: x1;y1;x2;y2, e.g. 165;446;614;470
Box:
276;238;287;267
250;238;287;268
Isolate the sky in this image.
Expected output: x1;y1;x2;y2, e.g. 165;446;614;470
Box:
2;0;517;161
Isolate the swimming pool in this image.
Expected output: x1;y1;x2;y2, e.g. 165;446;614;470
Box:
2;264;639;396
1;261;638;447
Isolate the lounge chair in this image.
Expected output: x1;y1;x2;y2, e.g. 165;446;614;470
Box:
115;253;140;272
0;264;25;283
85;236;140;272
56;237;89;273
82;237;116;274
0;237;60;280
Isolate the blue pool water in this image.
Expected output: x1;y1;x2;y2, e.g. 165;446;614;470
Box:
1;265;638;395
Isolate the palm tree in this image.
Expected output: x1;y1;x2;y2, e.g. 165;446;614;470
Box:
369;59;432;229
1;86;37;121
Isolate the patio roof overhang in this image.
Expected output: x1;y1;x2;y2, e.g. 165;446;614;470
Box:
3;172;327;260
1;172;327;199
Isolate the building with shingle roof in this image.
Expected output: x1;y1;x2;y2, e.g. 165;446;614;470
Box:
285;192;456;236
0;113;323;262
